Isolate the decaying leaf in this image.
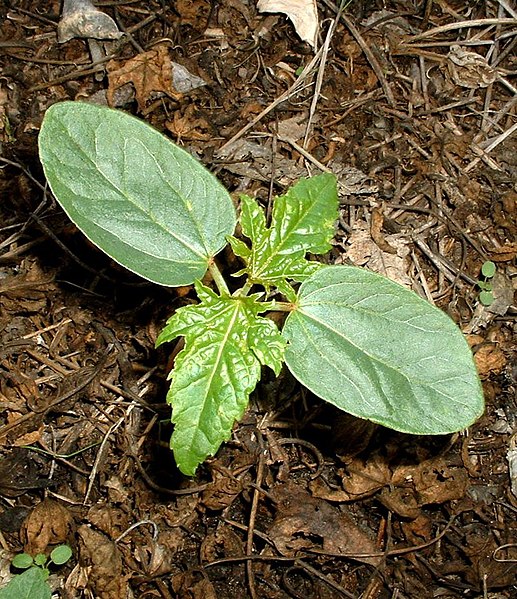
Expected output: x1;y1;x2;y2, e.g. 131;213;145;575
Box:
58;0;122;43
172;569;217;599
346;220;411;287
200;523;244;562
447;45;498;89
312;453;470;521
258;0;318;48
165;104;212;141
21;499;74;555
201;474;244;511
107;44;181;111
269;482;380;565
78;525;128;599
474;343;507;378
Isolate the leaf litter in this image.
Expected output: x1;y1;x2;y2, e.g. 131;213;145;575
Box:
0;0;516;597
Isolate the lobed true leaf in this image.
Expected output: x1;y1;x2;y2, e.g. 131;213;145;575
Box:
228;173;338;299
156;281;285;475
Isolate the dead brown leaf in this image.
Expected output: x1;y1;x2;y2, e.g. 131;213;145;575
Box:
77;524;128;599
379;458;469;519
87;502;129;539
489;242;517;262
201;474;243;511
172;569;217;599
340;455;391;500
107;44;180;111
268;482;380;565
21;499;74;555
175;0;211;29
447;45;498;89
370;207;397;254
346;220;411;287
474;343;507;378
165;105;212;142
0;449;50;497
200;523;244;562
258;0;318;48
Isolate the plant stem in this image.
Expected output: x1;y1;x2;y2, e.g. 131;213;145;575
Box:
238;280;254;297
269;300;295;312
209;260;230;295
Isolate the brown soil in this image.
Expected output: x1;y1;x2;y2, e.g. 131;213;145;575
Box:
0;1;516;598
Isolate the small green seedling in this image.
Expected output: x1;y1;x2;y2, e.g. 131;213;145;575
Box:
0;545;72;599
38;102;484;476
477;260;496;306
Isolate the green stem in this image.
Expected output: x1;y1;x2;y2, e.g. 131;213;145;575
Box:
238;280;254;297
269;300;296;312
209;260;230;295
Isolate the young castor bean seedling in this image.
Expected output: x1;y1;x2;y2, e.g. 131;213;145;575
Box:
39;102;484;476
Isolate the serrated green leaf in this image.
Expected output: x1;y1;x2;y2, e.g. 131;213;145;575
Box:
156;282;285;475
38;102;236;286
229;173;338;291
0;567;50;599
283;265;484;435
33;555;46;567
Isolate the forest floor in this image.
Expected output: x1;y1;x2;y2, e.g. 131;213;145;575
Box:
0;1;516;598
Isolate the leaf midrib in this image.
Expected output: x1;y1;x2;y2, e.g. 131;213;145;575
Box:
48;117;208;261
296;307;467;394
251;181;333;280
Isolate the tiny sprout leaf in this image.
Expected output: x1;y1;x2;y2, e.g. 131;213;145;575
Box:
481;261;496;278
33;555;47;567
50;544;72;566
0;567;51;599
156;281;285;475
228;173;338;294
283;265;484;435
11;554;33;570
38;102;236;286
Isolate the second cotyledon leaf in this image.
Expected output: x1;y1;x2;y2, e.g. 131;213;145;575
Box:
156;281;285;476
228;173;338;300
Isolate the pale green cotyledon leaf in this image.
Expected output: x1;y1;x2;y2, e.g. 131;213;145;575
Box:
227;173;337;297
38;101;236;286
283;265;484;435
156;282;285;475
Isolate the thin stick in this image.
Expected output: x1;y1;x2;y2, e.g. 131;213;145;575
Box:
406;18;517;42
341;14;396;106
218;48;324;152
303;9;342;149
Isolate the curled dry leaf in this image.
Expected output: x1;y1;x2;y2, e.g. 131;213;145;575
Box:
258;0;318;48
107;44;181;111
346;220;411;287
268;482;380;565
474;343;507;379
58;0;122;43
200;523;244;562
447;45;498;89
21;499;74;555
201;474;243;511
172;569;217;599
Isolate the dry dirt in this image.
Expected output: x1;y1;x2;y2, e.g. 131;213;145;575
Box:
0;1;516;598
